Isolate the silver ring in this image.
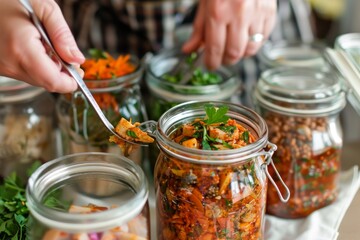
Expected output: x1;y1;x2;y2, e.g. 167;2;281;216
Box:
249;33;264;43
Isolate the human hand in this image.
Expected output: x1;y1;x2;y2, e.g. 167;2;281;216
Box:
0;0;84;93
182;0;277;70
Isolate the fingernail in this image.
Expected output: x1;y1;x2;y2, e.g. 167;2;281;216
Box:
70;48;85;62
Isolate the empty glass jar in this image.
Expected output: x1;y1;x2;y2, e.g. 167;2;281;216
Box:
0;76;56;181
253;67;346;218
26;152;150;239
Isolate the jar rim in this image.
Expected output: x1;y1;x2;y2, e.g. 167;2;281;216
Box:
254;67;346;116
26;152;148;232
0;76;45;103
156;101;269;165
83;54;143;93
258;40;327;68
146;48;241;101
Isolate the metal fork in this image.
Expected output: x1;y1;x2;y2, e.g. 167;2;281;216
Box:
19;0;154;146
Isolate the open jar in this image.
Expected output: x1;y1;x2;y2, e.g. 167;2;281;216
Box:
26;152;150;239
0;77;56;181
145;49;241;121
56;54;148;164
153;101;289;239
253;67;347;218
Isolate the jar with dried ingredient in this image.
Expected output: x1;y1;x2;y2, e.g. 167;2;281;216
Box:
253;67;346;218
153;101;289;240
0;77;56;182
56;53;148;165
26;152;150;240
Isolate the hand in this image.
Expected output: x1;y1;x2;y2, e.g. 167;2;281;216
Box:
0;0;85;93
182;0;277;70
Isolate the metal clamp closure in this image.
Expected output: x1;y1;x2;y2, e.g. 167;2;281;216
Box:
261;142;290;203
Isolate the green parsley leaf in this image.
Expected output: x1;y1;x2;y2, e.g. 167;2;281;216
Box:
88;48;108;59
204;104;229;125
242;131;249;143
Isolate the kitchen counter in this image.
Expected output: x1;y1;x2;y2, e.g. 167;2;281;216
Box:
338;140;360;240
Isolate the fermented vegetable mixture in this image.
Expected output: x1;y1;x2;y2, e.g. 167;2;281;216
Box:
155;105;267;240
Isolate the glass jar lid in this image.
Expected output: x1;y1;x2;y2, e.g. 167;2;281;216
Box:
324;33;360;116
259;40;327;69
0;76;45;103
254;67;346;116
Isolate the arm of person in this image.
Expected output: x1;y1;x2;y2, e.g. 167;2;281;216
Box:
0;0;85;93
183;0;277;70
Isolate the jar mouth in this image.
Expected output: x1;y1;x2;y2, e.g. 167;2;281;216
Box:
156;101;269;165
0;76;45;103
259;40;327;68
335;33;360;50
146;48;241;101
26;152;148;232
83;54;143;93
254;67;346;116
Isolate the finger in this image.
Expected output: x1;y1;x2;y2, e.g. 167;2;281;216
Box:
19;40;78;93
32;0;85;65
244;21;265;57
263;0;277;39
222;21;248;66
182;0;206;53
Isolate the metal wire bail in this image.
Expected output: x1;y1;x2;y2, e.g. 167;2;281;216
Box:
261;142;291;203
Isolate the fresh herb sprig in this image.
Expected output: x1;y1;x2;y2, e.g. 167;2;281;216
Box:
200;104;230;150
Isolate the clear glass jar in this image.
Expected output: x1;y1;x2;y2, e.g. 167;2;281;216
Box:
0;76;56;181
26;152;150;239
253;67;346;218
258;40;328;70
145;49;241;121
56;55;148;165
153;101;289;240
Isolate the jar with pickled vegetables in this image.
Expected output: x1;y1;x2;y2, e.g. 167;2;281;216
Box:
253;67;346;218
56;52;148;165
0;76;56;182
153;101;289;240
26;152;150;240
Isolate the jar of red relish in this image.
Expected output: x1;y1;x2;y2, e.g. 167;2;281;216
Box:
152;101;289;239
253;67;347;218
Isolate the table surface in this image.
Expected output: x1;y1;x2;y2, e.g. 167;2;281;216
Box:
338;140;360;240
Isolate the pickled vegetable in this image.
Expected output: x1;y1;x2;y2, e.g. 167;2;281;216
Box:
155;105;266;240
42;204;148;240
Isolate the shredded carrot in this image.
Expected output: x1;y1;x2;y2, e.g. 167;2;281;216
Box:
81;53;136;80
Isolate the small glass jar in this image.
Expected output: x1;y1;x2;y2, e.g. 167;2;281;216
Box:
153;101;288;240
0;76;56;181
145;49;241;121
26;152;150;239
56;55;147;164
258;40;328;71
253;67;346;218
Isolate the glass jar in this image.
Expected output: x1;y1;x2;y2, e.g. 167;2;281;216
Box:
145;49;241;121
253;67;346;218
0;76;56;181
153;101;289;240
56;55;147;165
258;40;328;71
26;152;150;239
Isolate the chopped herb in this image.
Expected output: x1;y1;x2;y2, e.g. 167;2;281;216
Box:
126;130;138;139
242;131;249;143
218;125;236;134
204;104;229;125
